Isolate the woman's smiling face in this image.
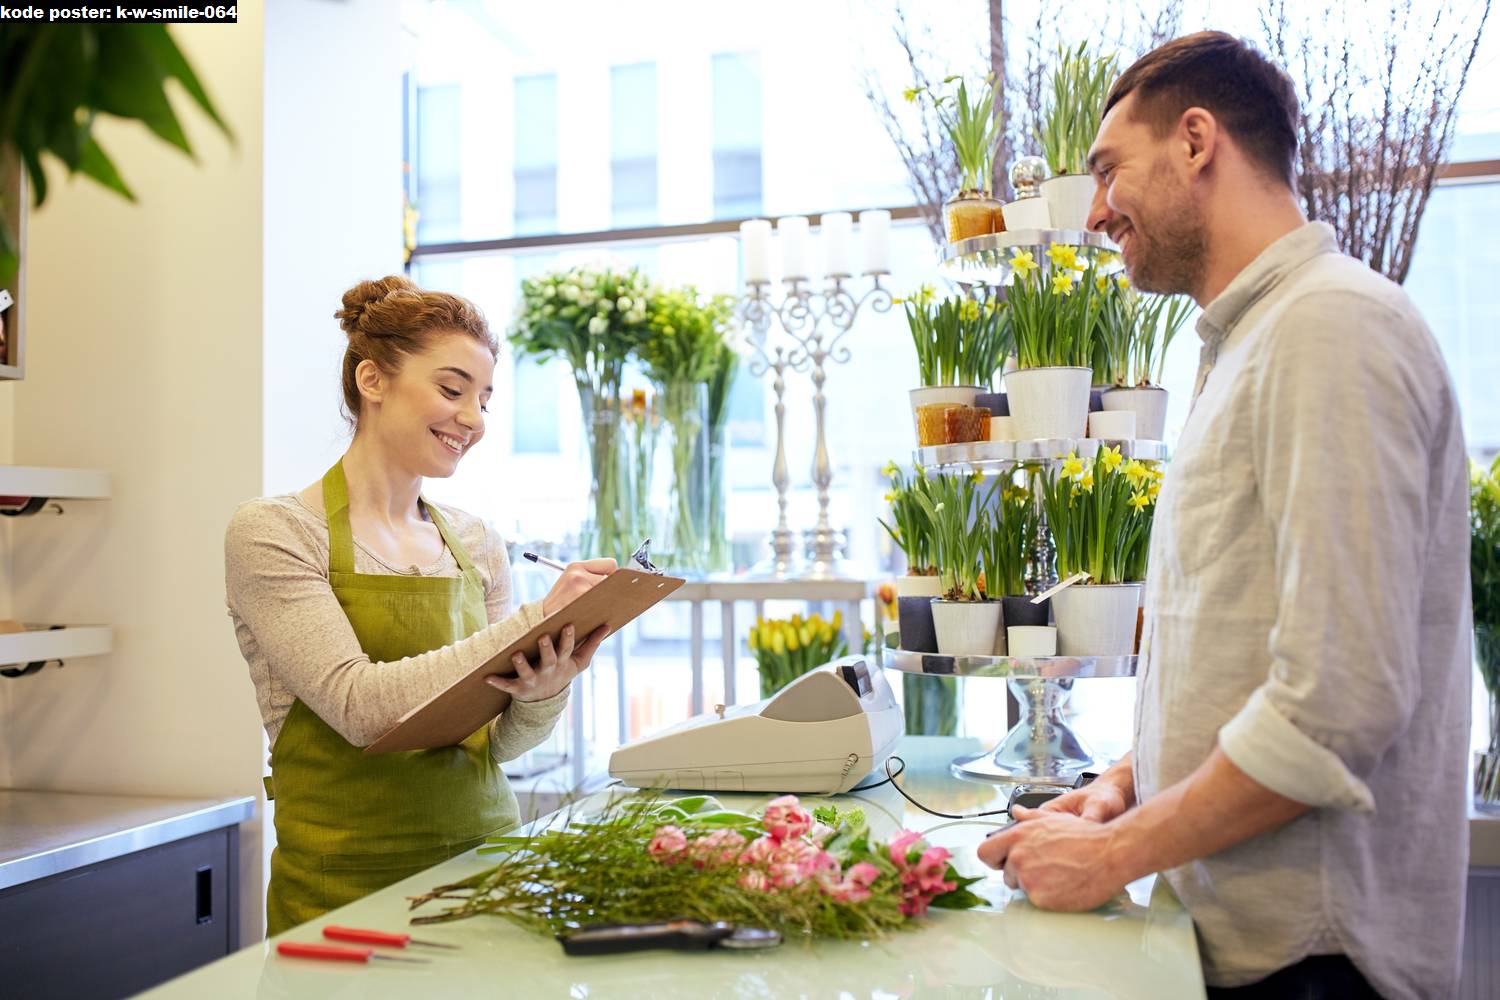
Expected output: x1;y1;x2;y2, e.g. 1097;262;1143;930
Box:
360;330;495;478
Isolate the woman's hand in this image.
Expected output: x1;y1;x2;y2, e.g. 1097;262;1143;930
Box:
486;624;609;703
541;558;615;617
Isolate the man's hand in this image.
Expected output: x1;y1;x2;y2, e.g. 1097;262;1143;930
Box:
1040;767;1135;824
976;806;1131;911
541;558;615;616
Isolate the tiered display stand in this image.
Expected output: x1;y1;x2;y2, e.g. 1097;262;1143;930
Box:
885;228;1166;785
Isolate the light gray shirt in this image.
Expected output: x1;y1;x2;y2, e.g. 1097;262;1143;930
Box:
1134;222;1472;999
225;495;565;765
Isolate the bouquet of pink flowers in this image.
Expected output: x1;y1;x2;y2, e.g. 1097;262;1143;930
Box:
409;793;984;940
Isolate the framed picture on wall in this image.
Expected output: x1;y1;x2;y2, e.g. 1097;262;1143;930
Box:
1;151;25;380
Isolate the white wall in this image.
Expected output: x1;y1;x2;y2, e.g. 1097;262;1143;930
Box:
3;11;266;940
263;0;407;496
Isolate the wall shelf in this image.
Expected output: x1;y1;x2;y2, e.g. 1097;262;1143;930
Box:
0;626;113;668
0;466;111;502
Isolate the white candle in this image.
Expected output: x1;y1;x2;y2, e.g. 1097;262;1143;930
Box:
739;219;772;284
820;211;853;277
777;216;809;280
860;209;891;274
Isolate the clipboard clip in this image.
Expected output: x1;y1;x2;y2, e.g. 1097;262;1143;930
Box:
630;538;663;576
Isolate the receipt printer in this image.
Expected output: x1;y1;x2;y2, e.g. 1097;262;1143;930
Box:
608;656;903;794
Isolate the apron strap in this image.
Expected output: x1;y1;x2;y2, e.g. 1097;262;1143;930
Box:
322;460;357;575
423;499;480;577
324;459;480;578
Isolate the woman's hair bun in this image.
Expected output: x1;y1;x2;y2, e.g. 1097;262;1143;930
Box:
335;275;419;337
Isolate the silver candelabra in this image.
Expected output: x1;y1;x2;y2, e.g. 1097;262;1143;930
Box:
739;273;892;579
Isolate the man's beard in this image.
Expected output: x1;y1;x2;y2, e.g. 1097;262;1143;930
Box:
1123;162;1207;297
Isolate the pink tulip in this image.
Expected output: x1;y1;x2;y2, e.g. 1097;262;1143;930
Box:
647;824;688;863
762;795;813;842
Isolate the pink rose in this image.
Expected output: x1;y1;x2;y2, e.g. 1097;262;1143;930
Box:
738;834;779;867
686;828;747;869
647;824;688;863
762;795;813;842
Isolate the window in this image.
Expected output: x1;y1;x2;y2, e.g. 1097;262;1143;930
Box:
610;63;659;228
414;84;461;243
711;52;763;219
514;74;559;236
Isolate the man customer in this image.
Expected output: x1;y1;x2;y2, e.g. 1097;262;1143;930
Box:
977;31;1473;1000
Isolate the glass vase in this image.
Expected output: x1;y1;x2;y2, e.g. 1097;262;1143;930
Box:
944;189;1002;244
706;423;731;573
622;389;659;560
577;384;632;566
903;673;959;736
659;380;710;576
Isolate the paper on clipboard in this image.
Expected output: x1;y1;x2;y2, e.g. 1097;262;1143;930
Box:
364;568;685;754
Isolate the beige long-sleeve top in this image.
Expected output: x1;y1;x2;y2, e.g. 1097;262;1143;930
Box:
225;494;566;765
1135;223;1472;999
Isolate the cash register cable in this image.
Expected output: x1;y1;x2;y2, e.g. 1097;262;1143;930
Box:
848;755;1097;821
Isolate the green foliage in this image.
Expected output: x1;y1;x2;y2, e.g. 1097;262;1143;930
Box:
913;472;990;601
982;479;1036;598
878;463;937;573
1096;276;1195;387
903;288;1009;387
640;286;736;386
911;75;1003;192
0;25;231;284
1037;43;1119;177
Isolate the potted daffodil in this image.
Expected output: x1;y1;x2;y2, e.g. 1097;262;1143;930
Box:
904;287;1009;445
879;463;941;653
1036;44;1118;231
981;479;1047;653
1096;274;1194;440
1004;243;1102;440
914;472;1000;655
1039;446;1161;654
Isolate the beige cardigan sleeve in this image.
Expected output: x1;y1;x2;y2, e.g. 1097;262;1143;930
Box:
225;500;560;750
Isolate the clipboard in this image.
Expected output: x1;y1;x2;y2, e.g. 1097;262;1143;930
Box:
364;568;685;754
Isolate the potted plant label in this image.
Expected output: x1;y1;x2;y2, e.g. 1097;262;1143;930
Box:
1039;446;1161;654
1004;244;1101;440
915;472;1001;656
1036;43;1118;231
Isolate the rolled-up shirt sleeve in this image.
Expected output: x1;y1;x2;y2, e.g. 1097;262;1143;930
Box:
1219;290;1439;812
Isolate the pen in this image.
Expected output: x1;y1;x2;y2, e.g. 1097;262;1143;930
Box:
522;551;567;572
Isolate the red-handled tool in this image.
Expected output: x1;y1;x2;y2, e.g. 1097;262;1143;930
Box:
276;941;428;964
323;925;460;950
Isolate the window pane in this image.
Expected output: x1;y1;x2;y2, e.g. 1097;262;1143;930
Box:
712;52;762;219
515;74;559;235
415;84;461;243
611;63;658;227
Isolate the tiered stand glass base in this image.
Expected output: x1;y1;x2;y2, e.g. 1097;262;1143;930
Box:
884;649;1136;783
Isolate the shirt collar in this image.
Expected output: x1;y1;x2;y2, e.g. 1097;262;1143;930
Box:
1195;222;1339;348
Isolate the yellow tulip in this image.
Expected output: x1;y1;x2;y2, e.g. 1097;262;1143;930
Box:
785;625;799;652
799;626;813;647
747;627;759;651
832;609;843;629
771;630;786;655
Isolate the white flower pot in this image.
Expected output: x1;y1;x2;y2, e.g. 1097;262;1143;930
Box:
1001;196;1052;231
896;575;943;598
1041;173;1098;232
909;385;982;441
1005;366;1091;440
1102;386;1169;441
1086;409;1136;440
1006;625;1058;657
1051;583;1142;655
931;599;1002;656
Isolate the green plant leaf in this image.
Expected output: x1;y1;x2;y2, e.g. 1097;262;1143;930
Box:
90;27;192;154
135;24;233;142
76;135;135;200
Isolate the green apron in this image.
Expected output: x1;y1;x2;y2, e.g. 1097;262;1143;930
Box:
264;460;519;935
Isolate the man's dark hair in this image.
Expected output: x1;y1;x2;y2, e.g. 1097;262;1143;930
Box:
1104;31;1300;190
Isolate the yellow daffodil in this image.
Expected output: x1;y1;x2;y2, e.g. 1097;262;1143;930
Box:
883;490;898;503
970;470;985;485
1148;480;1161;499
1009;249;1039;277
1095;274;1108;292
1046;244;1080;271
1129;491;1150;511
1080;470;1095;491
903;86;921;103
1123;459;1149;487
1148;463;1165;481
1097;250;1121;269
1061;452;1085;479
1116;274;1132;291
882;461;899;478
917;284;936;306
961;298;981;322
1051;270;1075;296
1101;445;1123;473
